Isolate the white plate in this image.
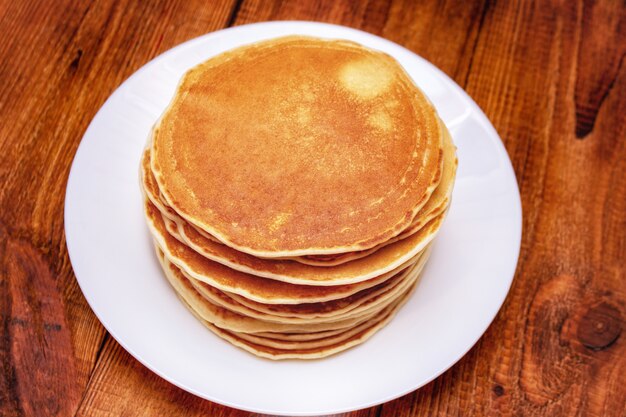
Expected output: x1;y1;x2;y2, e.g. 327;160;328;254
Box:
65;21;522;416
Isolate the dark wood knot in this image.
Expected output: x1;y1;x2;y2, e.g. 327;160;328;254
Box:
577;302;622;351
70;48;83;70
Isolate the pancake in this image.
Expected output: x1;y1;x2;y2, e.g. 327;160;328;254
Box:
185;261;416;323
188;282;417;360
144;196;442;286
185;254;426;324
235;315;388;350
157;249;391;334
141;114;455;269
151;36;444;258
250;328;355;341
222;246;431;320
229;285;412;351
148;200;425;305
142;149;443;280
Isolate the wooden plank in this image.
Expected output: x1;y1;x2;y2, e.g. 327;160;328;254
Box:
0;2;110;415
235;0;376;27
378;0;626;416
1;0;624;416
0;0;236;416
75;337;234;417
75;336;379;416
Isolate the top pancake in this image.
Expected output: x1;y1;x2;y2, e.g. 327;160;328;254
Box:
151;36;444;257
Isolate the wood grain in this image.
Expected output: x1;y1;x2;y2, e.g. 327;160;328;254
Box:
1;0;624;416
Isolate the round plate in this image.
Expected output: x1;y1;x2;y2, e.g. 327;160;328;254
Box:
65;21;522;416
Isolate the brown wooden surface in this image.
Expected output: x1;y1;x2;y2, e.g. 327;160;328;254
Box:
1;0;624;416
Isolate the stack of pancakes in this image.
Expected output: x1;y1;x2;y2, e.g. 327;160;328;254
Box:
141;37;457;359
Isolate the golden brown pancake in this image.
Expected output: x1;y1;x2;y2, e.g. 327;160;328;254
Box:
235;315;388;350
221;247;430;321
185;282;417;360
142;148;442;278
151;36;444;257
185;262;414;323
185;254;426;324
225;285;413;351
144;196;442;286
157;250;393;334
148;200;425;304
141;114;455;268
250;328;349;341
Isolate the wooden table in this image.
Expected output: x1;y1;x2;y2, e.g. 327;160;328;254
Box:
1;1;624;416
